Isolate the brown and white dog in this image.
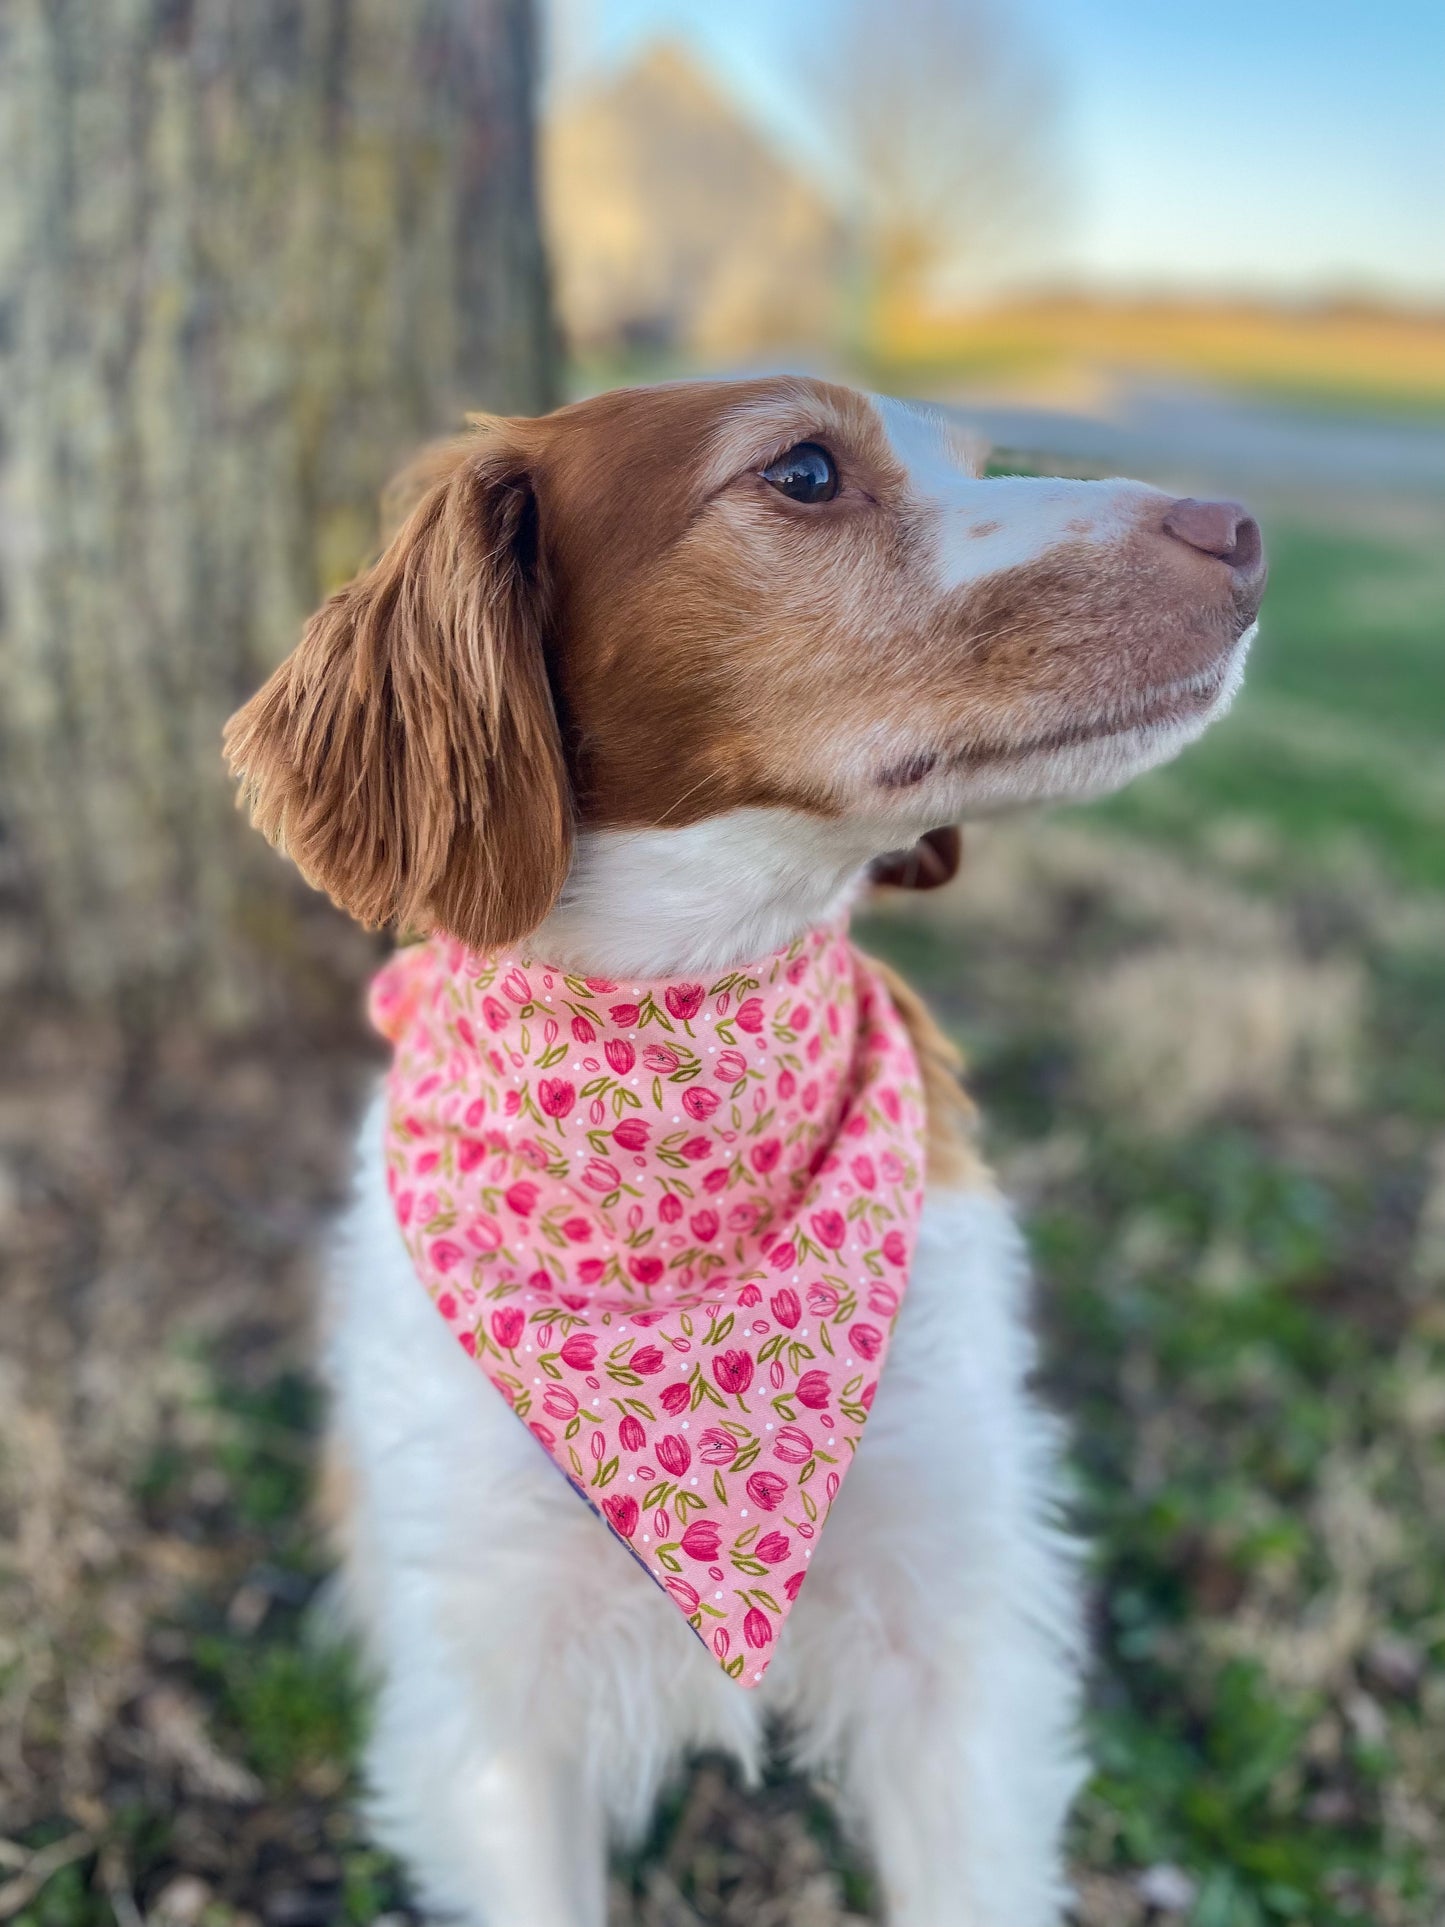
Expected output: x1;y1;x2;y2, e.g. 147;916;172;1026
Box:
226;377;1263;1926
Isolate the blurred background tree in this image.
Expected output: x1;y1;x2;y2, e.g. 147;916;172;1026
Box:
0;0;556;1030
545;42;844;364
543;0;1060;375
814;0;1060;347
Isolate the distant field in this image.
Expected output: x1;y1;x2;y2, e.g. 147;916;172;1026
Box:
875;299;1445;415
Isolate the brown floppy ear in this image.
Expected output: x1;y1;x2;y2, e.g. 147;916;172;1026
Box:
376;430;480;546
870;826;963;892
224;434;570;951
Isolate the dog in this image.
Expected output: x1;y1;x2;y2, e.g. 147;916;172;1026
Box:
225;376;1264;1926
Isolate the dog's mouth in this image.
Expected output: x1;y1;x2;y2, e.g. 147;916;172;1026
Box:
954;632;1248;773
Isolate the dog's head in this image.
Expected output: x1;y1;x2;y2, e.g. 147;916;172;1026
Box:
225;376;1263;952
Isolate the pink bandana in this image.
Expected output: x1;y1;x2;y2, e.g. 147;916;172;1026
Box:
369;922;926;1686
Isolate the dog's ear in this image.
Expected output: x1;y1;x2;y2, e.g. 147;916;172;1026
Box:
224;432;570;952
376;429;482;546
869;826;963;891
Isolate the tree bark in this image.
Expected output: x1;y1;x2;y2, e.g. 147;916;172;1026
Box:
0;0;557;1028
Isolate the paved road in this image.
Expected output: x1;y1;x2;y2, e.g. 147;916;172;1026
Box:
942;380;1445;497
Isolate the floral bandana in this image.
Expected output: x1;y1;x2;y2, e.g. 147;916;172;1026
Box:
369;921;926;1686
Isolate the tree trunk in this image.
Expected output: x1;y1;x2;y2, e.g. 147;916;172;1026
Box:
0;0;557;1029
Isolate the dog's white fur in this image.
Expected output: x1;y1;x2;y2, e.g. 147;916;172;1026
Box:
290;388;1261;1923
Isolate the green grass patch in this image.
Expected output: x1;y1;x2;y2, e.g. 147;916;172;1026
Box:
190;1632;364;1792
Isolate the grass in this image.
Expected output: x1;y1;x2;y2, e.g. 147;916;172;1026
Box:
4;1367;403;1927
852;497;1445;1924
871;298;1445;416
6;495;1442;1925
577;300;1445;418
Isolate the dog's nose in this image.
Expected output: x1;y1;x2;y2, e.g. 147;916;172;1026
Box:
1162;497;1266;615
1163;497;1258;567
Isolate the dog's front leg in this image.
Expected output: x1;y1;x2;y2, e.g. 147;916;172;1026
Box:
329;1122;761;1924
328;1145;613;1924
769;1191;1087;1926
366;1668;607;1927
828;1624;1081;1927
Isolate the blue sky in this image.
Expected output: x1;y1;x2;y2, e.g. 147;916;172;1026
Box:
549;0;1445;302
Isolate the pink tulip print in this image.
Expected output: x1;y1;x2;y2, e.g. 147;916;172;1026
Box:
744;1607;774;1650
559;1333;597;1370
770;1287;801;1327
664;982;706;1021
849;1322;884;1361
490;1307;525;1350
367;919;926;1684
603;1494;638;1538
680;1519;722;1561
712;1349;755;1395
537;1078;575;1118
810;1208;846;1249
745;1470;787;1511
794;1370;831;1410
772;1425;812;1463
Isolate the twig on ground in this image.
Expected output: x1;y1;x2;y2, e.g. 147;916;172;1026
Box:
0;1830;93;1919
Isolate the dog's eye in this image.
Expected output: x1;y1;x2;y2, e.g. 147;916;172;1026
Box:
761;442;839;504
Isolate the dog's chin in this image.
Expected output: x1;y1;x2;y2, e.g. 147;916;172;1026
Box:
951;624;1255;817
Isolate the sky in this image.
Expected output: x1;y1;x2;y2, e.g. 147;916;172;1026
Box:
547;0;1445;304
